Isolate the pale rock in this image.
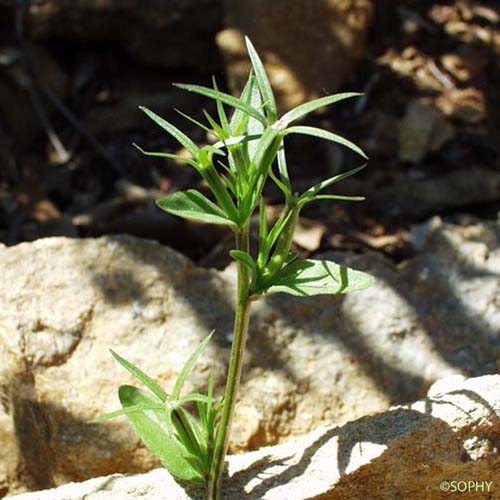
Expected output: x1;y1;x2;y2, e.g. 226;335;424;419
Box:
8;375;500;500
1;218;499;495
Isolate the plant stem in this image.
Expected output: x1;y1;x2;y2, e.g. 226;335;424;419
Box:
208;225;251;499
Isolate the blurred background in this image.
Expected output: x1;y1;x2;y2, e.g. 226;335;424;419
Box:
0;0;499;265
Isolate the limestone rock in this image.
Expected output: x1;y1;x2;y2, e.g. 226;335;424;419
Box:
8;375;500;500
217;0;373;112
1;218;499;495
25;1;222;71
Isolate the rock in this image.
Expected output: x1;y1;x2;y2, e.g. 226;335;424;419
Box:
398;99;454;163
429;2;500;47
217;0;373;113
369;167;500;219
8;375;500;500
25;1;222;71
1;218;499;495
435;88;486;124
440;49;487;84
292;218;326;252
378;47;444;93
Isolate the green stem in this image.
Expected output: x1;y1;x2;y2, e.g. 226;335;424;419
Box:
208;225;251;499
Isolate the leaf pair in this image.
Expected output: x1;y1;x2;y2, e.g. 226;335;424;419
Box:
93;332;219;483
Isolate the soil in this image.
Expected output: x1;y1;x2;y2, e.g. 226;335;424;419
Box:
0;0;499;266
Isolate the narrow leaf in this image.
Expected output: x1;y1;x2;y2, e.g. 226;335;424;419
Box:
203;109;226;138
253;127;280;169
110;350;167;402
177;393;211;406
269;168;290;199
179;408;208;461
174;83;266;125
175;108;211;133
183;453;207;477
92;403;165;423
119;386;202;482
300;164;366;202
139;107;199;157
213;133;261;150
247;78;265;160
207;369;215;415
133;143;200;169
285;126;367;159
172;331;214;399
245;36;277;122
213;77;230;133
157;190;235;226
266;207;295;252
259;259;374;297
259;198;268;246
278;93;361;128
277;146;291;192
196;397;207;429
230;250;257;275
230;72;254;135
170;408;202;459
310;194;365;202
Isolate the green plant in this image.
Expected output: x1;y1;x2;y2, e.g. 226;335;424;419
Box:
96;38;373;499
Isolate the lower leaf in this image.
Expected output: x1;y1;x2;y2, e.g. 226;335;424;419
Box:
256;259;374;297
118;385;203;483
156;189;235;226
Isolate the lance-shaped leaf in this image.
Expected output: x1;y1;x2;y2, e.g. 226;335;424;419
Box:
307;194;365;202
157;189;236;226
258;259;374;297
230;72;255;135
118;385;203;483
203;109;226;139
278;92;361;129
230;250;257;278
139;107;199;158
133;143;201;170
175;108;212;134
285;126;367;159
213;134;261;150
172;331;214;399
110;349;167;402
92;403;165;423
174;83;266;125
247;75;265;160
299;164;366;204
275;146;292;197
245;36;277;122
212;78;230;134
